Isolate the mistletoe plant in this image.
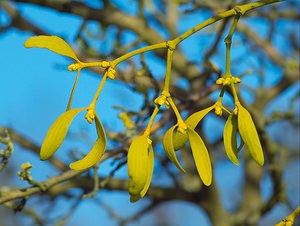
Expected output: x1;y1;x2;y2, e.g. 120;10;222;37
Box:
24;0;279;202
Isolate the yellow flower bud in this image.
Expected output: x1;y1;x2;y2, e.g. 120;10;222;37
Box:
107;67;116;80
223;78;231;85
154;95;167;106
68;63;81;72
214;106;223;116
216;78;224;85
85;109;96;124
21;162;32;170
233;106;238;115
177;122;187;134
232;77;241;84
101;61;110;68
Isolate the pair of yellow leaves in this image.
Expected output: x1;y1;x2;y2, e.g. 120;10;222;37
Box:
164;124;212;186
163;102;264;186
127;135;154;202
25;36;107;170
40;108;106;170
25;35;264;203
224;103;264;166
127;107;214;201
164;106;215;187
127;105;217;201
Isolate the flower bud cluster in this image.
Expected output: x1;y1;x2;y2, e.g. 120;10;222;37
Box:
177;121;187;134
107;67;116;80
154;95;170;108
85;108;96;124
68;63;81;72
18;162;33;181
216;76;240;86
214;104;223;116
101;61;110;68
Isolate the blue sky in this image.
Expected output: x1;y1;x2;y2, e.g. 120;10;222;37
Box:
0;1;299;226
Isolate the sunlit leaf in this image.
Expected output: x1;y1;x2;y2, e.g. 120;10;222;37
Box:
40;108;87;160
224;113;239;165
172;106;214;150
163;125;186;173
69;115;106;170
173;131;188;151
25;35;80;62
128;135;150;195
141;144;154;196
130;144;154;203
187;128;212;186
185;105;215;130
238;104;264;166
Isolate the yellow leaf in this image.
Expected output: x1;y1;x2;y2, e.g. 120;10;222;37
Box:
163;125;186;173
274;222;292;226
69;115;106;170
173;106;214;151
40;108;86;160
185;105;215;129
24;36;80;62
238;104;264;166
128;135;150;195
223;113;239;165
187;128;212;186
173;132;188;150
130;144;154;202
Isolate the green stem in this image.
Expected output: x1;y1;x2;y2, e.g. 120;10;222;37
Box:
172;0;280;46
162;49;174;94
76;1;281;75
83;164;100;198
225;43;231;75
90;72;108;108
230;83;240;104
237;0;281;15
66;70;81;111
224;15;240;75
81;61;102;68
144;106;160;136
217;86;226;103
111;42;167;68
167;97;184;124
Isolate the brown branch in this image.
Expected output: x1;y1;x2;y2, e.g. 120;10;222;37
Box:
0;127;67;171
0;169;82;204
2;2;49;35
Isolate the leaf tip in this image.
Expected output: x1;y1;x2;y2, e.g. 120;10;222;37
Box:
202;176;212;186
130;194;141;203
24;36;42;48
227;155;240;165
69;162;87;171
39;155;49;161
40;146;55;161
256;156;264;166
233;160;240;166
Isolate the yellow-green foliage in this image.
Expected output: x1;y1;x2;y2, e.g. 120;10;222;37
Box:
24;1;275;202
224;113;239;165
40;108;87;161
127;135;154;202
